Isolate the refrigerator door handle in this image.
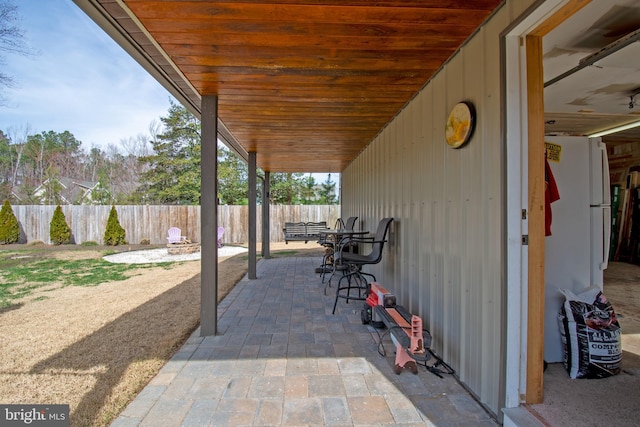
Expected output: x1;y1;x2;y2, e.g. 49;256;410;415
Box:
601;144;611;205
590;138;611;205
602;206;611;270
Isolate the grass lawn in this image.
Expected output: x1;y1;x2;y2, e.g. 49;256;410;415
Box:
0;242;321;426
0;249;165;308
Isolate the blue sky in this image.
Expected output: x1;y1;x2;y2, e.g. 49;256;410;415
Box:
0;1;337;184
0;0;174;149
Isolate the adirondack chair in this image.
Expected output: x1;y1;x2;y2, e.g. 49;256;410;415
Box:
167;227;186;244
217;226;225;248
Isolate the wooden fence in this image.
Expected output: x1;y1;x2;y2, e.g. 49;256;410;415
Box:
10;205;340;245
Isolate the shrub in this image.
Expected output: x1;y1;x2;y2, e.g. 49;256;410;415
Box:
103;205;126;246
0;200;20;244
50;205;71;245
80;241;98;246
140;238;150;245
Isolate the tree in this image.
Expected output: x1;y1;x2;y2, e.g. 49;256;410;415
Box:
1;96;337;205
39;166;64;205
49;205;70;245
137;101;201;204
103;205;126;245
0;125;30;201
269;173;304;204
17;130;83;192
0;130;13;199
90;170;113;205
317;174;337;204
218;145;248;204
300;174;317;204
0;1;32;104
80;143;136;204
111;134;152;203
0;119;185;206
0;199;19;244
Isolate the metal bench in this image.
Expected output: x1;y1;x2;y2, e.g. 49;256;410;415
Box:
283;221;328;243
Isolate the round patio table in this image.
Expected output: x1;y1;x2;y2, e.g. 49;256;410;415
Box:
318;229;369;292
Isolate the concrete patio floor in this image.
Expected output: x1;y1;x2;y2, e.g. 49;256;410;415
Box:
110;255;498;426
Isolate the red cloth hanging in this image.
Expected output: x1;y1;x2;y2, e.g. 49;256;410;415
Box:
545;158;560;236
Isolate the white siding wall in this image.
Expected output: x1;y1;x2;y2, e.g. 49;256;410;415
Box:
341;0;536;416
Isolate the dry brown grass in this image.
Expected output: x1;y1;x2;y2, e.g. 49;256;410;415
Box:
0;242;322;427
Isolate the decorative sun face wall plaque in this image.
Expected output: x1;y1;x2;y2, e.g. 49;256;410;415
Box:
445;101;475;148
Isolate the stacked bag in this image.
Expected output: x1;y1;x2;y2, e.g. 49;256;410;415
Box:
559;286;622;379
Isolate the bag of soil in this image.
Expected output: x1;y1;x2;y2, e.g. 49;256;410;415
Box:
558;286;622;379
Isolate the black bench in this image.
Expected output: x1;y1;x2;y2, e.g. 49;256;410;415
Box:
283;221;328;243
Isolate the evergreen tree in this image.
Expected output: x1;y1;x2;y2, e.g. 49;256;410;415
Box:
1;96;339;206
0;199;19;244
270;172;304;204
300;174;317;205
103;205;126;245
318;174;337;204
49;205;71;245
137;101;201;204
218;145;248;204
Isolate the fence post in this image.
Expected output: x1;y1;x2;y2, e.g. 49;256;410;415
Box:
12;204;340;245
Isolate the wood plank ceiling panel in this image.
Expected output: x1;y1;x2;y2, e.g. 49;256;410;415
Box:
115;0;502;172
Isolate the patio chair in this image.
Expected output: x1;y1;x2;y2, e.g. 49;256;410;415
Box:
336;215;360;253
320;216;359;283
217;226;225;248
332;217;394;314
317;218;343;248
167;227;186;244
344;216;358;231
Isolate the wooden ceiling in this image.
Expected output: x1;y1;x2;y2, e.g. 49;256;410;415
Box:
78;0;503;172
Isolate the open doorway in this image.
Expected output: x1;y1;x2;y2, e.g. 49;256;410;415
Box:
503;0;640;420
532;1;640;424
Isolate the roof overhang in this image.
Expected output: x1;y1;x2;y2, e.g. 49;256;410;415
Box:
73;0;503;172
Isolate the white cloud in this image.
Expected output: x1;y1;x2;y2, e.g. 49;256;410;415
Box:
0;0;174;150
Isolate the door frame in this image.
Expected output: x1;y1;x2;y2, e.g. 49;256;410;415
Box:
503;0;592;407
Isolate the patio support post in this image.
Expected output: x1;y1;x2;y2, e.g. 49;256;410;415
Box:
249;151;257;279
200;95;218;336
262;171;271;259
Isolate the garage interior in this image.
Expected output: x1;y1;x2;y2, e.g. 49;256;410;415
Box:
532;0;640;424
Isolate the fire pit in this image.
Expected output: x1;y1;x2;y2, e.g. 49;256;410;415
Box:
167;241;200;255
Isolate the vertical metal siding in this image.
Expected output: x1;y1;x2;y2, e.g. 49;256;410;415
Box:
481;10;508;402
340;2;533;416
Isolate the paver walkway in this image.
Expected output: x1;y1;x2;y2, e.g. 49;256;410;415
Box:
111;255;498;426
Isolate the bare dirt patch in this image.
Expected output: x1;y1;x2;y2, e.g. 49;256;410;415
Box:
0;241;322;426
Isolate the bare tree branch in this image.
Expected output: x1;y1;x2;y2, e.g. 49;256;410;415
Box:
0;1;34;103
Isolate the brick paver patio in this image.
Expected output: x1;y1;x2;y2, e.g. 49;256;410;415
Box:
110;255;498;426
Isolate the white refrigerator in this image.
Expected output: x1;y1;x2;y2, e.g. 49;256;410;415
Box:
544;136;611;362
